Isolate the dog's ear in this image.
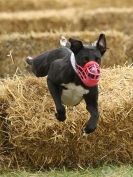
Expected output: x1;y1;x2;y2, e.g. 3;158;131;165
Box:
69;38;83;54
96;34;106;55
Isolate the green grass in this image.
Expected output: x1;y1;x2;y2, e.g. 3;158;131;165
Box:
0;165;133;177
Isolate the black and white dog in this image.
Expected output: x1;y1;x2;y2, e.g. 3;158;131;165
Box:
26;34;106;134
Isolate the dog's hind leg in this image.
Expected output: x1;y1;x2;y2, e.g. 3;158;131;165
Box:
47;78;66;122
26;56;33;65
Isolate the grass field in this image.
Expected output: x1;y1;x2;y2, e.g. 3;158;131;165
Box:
1;165;133;177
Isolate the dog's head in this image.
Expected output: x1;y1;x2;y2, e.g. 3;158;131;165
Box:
60;34;106;87
69;34;106;66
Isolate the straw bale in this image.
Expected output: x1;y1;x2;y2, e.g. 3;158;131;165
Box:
0;8;133;34
80;8;133;35
0;66;132;169
0;0;132;12
0;0;68;12
0;31;129;76
0;9;80;34
125;35;133;64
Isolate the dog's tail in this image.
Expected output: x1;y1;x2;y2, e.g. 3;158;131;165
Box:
26;56;33;65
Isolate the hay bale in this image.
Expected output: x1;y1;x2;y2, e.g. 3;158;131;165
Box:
0;8;133;34
0;0;69;12
0;0;132;12
0;66;132;169
125;35;133;64
0;9;80;34
0;31;128;76
80;8;133;35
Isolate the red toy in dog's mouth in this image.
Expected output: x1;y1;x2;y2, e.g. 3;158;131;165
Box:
76;61;100;87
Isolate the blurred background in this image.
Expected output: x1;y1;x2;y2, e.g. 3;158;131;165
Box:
0;0;133;77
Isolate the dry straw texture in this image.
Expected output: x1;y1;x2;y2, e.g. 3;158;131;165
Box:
0;31;131;76
0;0;132;11
0;66;132;169
0;9;80;34
125;35;133;64
0;8;133;34
80;8;133;35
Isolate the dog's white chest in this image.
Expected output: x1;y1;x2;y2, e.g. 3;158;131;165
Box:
61;83;89;106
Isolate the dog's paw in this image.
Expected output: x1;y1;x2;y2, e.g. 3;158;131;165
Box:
55;112;66;122
55;107;66;122
26;56;33;65
83;131;89;137
83;124;97;134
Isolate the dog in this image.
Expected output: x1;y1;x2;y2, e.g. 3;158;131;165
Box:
26;34;106;135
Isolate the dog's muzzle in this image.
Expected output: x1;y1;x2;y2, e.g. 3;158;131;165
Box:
76;61;100;87
70;53;100;87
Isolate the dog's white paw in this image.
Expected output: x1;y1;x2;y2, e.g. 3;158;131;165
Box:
26;56;33;65
27;56;33;60
83;131;89;137
60;36;68;47
60;36;71;48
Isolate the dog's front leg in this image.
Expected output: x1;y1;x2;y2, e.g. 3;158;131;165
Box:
47;78;66;121
83;87;99;134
